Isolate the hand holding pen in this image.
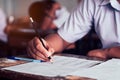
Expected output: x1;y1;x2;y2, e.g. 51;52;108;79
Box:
27;17;54;62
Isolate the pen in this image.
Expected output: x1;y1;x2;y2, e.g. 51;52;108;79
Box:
30;17;52;60
7;56;43;62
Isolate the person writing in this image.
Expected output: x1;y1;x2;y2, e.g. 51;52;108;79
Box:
27;0;120;61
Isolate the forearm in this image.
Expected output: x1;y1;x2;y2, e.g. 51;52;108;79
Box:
107;46;120;58
88;46;120;59
45;33;70;53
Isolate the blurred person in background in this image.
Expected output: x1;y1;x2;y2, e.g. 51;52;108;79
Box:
0;8;8;57
0;8;7;44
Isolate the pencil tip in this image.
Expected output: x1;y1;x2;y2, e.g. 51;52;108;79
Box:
48;56;51;60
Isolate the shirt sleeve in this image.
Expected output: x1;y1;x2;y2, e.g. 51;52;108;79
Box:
58;0;94;43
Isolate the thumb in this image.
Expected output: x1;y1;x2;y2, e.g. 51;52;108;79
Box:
47;47;55;56
42;39;55;56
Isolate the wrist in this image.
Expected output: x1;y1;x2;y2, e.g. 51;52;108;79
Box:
103;48;111;58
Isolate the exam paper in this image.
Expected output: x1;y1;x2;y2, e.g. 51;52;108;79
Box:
2;56;102;77
70;59;120;80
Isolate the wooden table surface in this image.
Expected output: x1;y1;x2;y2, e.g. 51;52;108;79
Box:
0;54;105;80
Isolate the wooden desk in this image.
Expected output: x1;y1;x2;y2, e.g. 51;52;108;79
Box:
0;54;104;80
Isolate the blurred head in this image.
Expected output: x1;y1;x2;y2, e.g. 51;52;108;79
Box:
29;0;59;31
41;0;61;30
29;1;46;23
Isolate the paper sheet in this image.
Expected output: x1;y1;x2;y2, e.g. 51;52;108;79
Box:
2;56;102;77
70;59;120;80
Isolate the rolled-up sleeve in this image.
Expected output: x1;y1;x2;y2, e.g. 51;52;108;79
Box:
58;0;94;43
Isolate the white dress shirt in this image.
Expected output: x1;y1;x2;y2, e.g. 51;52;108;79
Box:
58;0;120;48
0;8;7;42
53;6;70;28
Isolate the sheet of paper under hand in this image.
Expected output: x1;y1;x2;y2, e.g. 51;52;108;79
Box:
69;59;120;80
2;56;102;77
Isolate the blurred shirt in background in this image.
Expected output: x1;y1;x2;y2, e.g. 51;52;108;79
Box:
0;8;7;43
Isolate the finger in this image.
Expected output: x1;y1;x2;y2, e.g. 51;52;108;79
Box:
42;39;55;56
27;39;47;61
29;40;48;61
27;47;46;61
31;46;48;61
30;37;47;59
87;50;107;59
34;37;50;58
47;47;55;56
27;46;37;59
